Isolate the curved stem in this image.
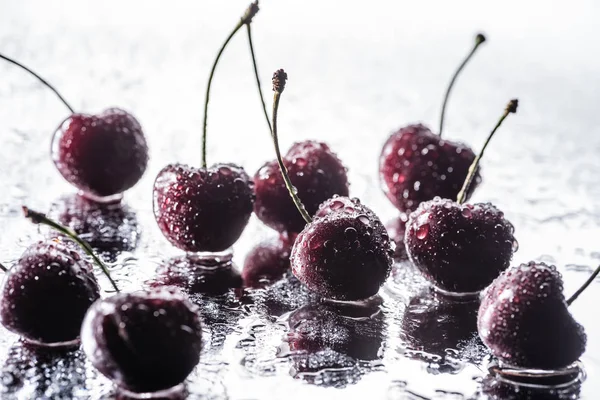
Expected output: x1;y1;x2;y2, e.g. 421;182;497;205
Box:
438;33;486;137
0;262;7;272
0;53;75;114
456;99;518;204
567;265;600;306
246;24;272;135
22;206;120;293
202;21;244;168
271;71;312;224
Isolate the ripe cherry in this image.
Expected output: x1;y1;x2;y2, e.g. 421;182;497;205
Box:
242;236;292;288
379;34;486;214
0;54;148;202
268;70;393;301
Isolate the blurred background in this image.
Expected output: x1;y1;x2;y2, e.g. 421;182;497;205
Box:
1;0;600;398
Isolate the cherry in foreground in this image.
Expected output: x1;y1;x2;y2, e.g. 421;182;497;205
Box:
269;70;393;301
478;262;592;371
0;53;148;202
81;288;203;396
405;100;518;295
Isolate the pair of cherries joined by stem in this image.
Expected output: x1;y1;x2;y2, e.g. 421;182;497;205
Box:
0;54;148;203
381;34;486;258
0;209;204;396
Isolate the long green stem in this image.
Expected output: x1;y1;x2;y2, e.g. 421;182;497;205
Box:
567;264;600;306
22;206;120;293
271;69;312;224
456;99;518;204
201;1;260;168
0;53;75;114
438;33;486;137
246;24;272;134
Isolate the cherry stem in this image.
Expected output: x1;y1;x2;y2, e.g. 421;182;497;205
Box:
567;264;600;306
0;53;75;114
456;99;518;204
271;69;313;224
438;33;486;137
22;206;120;293
0;262;7;273
202;1;261;169
246;24;272;134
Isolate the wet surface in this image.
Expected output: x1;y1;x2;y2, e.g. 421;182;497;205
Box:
1;0;600;398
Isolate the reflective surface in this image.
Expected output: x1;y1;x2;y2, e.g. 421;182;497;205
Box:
1;0;599;398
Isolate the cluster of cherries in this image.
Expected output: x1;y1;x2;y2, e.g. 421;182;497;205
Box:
0;1;597;397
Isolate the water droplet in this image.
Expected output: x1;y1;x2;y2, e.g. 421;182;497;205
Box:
461;208;472;218
294;157;307;167
344;227;357;239
512;239;519;252
330;200;344;210
357;215;370;226
416;224;429;240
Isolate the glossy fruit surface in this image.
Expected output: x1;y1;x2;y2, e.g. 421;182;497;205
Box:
242;236;292;288
0;241;100;345
153;163;254;253
405;197;516;293
254;141;349;235
52;108;148;200
81;288;203;394
478;262;586;370
379;124;479;214
291;197;393;300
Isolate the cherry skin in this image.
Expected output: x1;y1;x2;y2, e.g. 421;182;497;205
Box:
291;196;393;301
81;288;203;395
242;236;292;288
153;163;254;253
379;124;480;214
478;262;586;370
52;108;148;200
254;141;349;236
147;254;242;295
0;241;100;345
405;197;516;294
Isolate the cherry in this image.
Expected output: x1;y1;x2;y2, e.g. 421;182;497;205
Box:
242;236;292;288
147;254;242;295
379;34;486;214
268;70;393;301
0;241;100;346
81;288;203;395
153;1;269;254
153;163;254;253
478;262;593;370
405;100;518;294
0;53;148;201
48;193;139;256
253;141;349;235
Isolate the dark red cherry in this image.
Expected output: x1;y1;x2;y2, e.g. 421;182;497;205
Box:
254;141;349;235
291;196;393;301
379;124;480;214
147;254;242;295
81;288;203;394
48;194;139;256
52;108;148;201
405;197;516;294
0;241;100;345
385;216;409;261
153;163;254;253
478;262;586;370
242;236;292;288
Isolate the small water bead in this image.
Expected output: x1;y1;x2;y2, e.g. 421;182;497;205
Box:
461;208;472;218
329;201;344;210
357;215;370;226
294;157;307;167
344;227;357;239
512;239;519;252
416;223;430;240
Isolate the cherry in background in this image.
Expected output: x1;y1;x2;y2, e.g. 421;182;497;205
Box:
153;2;268;258
380;34;486;246
267;70;393;301
242;236;292;288
0;53;148;203
405;100;518;295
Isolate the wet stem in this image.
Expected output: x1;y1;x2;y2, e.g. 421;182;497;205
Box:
22;207;120;293
271;90;313;224
567;264;600;306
